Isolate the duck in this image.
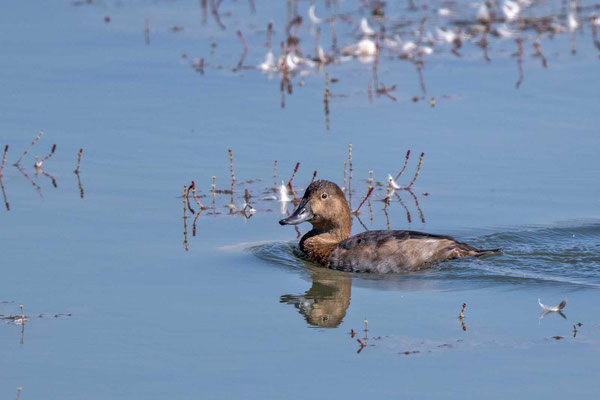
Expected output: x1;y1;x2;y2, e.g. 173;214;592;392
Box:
279;180;500;273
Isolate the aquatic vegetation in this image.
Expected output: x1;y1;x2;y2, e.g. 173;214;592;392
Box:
1;131;86;210
459;302;467;331
75;0;600;127
181;144;428;250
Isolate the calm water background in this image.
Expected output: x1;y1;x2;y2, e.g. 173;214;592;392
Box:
1;0;599;398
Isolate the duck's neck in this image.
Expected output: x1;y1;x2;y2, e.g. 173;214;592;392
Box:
300;225;351;267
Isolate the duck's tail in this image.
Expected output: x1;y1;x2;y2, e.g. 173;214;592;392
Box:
474;248;502;257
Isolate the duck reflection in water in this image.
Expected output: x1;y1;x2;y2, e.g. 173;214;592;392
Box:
280;268;352;328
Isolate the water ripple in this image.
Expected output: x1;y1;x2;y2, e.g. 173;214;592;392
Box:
250;222;600;290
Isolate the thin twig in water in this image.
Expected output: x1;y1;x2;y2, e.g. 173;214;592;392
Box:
406;188;425;223
514;38;524;88
233;30;248;72
201;0;208;24
75;170;84;199
190;181;207;209
210;0;226;30
533;34;548;68
324;73;330;130
330;18;337;51
348;143;353;208
15;164;42;197
266;22;273;49
211;176;216;209
183;185;189;251
35;144;56;169
406;152;424;189
343;161;347;193
0;179;9;211
0;145;8;178
186;181;196;214
74;148;83;173
40;170;57;188
395;150;411;181
287;162;300;200
15;130;43;166
353;187;373;215
394;192;412;224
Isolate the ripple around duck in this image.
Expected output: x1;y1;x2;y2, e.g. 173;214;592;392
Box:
249;222;600;290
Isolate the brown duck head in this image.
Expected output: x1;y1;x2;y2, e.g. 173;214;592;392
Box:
279;180;352;238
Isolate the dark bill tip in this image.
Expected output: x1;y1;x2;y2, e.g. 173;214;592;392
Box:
278;200;313;226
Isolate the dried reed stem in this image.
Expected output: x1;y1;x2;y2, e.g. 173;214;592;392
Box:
384;182;392;207
190;180;206;209
15;130;43;166
395;150;411;181
353;187;373;215
395;192;412;224
201;0;208;24
330;18;337;51
76;171;84;199
406;152;424;189
348;143;353;207
514;38;524;88
1;179;9;210
186;182;196;214
287;162;300;199
234;30;248;71
273;160;278;186
210;0;226;30
211;176;216;209
74;148;83;173
16;164;42;197
343;161;347;193
287;162;300;187
310;170;317;184
406;188;425;223
324;73;330;130
228;149;236;184
0;145;8;179
35;144;56;168
266;22;273;49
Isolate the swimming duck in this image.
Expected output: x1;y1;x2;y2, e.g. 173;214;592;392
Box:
279;180;500;273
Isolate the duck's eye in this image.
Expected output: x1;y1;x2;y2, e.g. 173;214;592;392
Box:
321;193;328;199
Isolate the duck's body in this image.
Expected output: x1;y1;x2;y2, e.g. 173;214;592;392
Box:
280;180;499;273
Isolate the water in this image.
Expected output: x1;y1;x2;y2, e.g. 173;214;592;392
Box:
1;0;600;398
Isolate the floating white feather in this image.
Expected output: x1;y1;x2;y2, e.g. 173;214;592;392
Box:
387;174;402;190
538;298;567;312
279;181;291;202
359;18;376;36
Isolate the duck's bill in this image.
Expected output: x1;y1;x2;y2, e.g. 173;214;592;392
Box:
279;200;313;225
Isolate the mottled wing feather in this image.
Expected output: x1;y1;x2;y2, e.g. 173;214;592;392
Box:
337;230;458;250
329;230;479;273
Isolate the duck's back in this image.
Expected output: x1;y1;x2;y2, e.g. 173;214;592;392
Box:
328;230;482;273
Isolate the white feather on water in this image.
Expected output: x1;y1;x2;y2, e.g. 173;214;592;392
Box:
387;174;402;190
538;298;567;312
279;181;291;202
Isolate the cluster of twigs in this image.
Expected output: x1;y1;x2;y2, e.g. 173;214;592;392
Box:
139;0;600;118
1;303;72;346
0;131;85;211
180;145;427;249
